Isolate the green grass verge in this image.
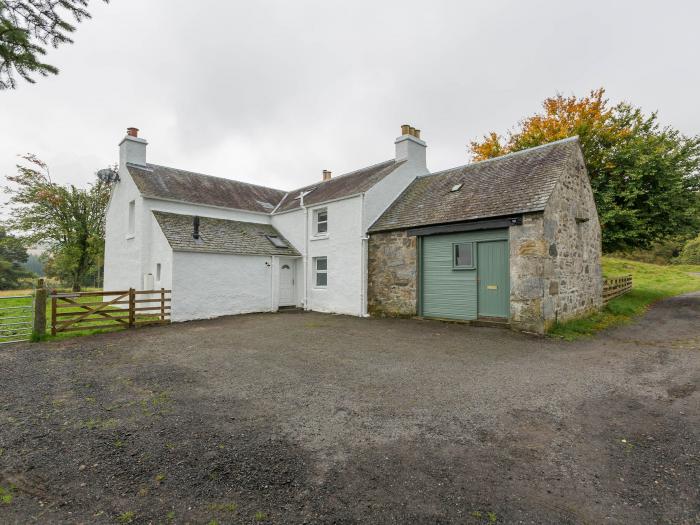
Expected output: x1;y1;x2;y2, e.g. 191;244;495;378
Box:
549;257;700;340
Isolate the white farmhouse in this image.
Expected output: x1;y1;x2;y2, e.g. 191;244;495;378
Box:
103;126;428;321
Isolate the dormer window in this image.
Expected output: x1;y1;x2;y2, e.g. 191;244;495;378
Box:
314;209;328;235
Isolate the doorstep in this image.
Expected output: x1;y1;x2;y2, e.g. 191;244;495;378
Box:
413;316;510;329
277;306;305;314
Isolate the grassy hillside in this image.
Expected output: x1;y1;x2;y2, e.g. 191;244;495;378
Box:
550;257;700;340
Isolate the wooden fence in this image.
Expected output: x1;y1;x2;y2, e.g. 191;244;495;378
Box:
602;275;632;304
50;288;171;335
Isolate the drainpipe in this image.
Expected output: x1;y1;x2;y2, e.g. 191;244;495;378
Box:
300;193;309;311
360;194;369;317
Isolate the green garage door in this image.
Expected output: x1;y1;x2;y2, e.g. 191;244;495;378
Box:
420;230;509;321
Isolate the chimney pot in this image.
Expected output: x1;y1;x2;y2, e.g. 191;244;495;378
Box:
322;169;332;181
401;124;411;136
414;129;421;139
126;127;139;138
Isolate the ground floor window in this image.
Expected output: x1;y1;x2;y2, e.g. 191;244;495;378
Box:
314;256;327;287
453;242;475;269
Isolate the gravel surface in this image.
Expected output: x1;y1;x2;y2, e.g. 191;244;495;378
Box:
1;293;698;524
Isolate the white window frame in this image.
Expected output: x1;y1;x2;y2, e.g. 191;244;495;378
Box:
156;263;162;282
127;200;136;238
313;208;328;237
313;256;327;288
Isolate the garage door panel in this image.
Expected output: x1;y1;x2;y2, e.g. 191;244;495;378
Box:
421;230;508;321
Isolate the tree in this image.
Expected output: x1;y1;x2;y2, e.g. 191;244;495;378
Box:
0;0;107;89
0;226;33;288
4;154;111;290
470;88;700;252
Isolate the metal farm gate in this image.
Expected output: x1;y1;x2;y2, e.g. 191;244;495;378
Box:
0;293;34;344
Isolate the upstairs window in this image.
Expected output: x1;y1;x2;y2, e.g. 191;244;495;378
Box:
314;256;327;287
127;200;135;236
314;209;328;235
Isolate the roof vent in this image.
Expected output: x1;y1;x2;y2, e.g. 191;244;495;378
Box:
450;183;463;192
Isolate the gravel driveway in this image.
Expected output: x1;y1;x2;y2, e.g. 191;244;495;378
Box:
1;294;698;524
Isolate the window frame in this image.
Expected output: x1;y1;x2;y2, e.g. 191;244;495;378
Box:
127;200;136;238
156;263;162;282
313;208;328;236
452;242;476;270
313;256;328;288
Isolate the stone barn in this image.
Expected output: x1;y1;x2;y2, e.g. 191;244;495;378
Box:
367;137;602;334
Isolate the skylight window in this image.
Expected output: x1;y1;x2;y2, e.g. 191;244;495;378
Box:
266;235;288;248
450;183;463;192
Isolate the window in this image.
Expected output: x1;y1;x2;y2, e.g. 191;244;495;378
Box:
314;257;327;287
453;242;475;269
156;263;161;282
314;209;328;235
127;200;135;236
266;235;288;248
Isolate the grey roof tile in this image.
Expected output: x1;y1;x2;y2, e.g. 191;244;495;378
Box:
369;137;581;232
129;164;286;213
153;211;300;257
274;159;403;213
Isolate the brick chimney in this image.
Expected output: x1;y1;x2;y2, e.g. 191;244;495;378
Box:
119;126;147;167
322;170;332;181
395;124;426;167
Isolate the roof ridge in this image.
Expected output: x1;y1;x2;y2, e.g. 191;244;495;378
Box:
422;136;580;179
287;158;396;196
144;163;287;194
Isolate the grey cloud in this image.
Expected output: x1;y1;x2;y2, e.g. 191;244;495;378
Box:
1;0;699;198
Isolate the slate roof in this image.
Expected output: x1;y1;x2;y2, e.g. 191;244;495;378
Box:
152;211;300;257
128;164;286;214
369;137;581;233
273;159;403;213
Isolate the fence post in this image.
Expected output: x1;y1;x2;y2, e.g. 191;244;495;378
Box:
160;287;165;321
128;288;136;328
50;294;57;337
32;278;47;341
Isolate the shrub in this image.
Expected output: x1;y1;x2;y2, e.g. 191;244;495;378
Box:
677;234;700;264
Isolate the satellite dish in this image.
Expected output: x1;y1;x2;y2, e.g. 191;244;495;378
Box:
96;168;120;183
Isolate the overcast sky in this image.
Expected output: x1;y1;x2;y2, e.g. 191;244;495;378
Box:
2;0;699;195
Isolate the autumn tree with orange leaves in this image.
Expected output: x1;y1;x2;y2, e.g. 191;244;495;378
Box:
470;88;700;252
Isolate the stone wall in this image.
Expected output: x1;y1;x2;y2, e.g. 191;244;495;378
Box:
509;213;547;333
508;151;603;333
542;148;603;328
367;231;417;317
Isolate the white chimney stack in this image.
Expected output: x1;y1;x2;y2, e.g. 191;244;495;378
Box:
119;127;147;167
395;123;426;167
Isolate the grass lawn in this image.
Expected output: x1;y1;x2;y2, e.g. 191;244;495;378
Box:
550;257;700;340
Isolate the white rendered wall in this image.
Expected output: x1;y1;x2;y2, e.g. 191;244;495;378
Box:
103;163;146;291
306;196;364;316
171;252;273;321
271;210;305;307
147;199;271;224
363;159;428;232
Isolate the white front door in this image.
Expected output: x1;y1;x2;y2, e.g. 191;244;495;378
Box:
279;260;296;307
